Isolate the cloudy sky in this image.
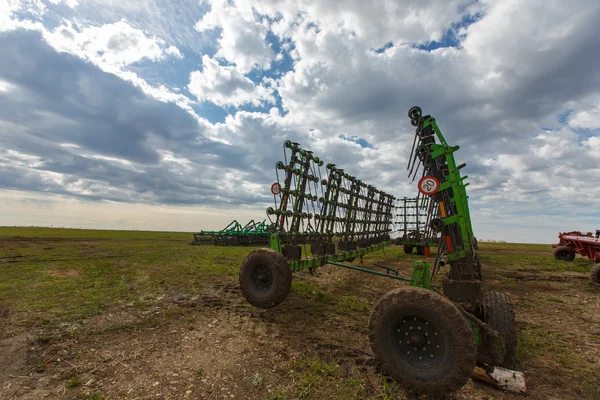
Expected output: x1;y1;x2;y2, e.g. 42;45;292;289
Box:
1;0;599;243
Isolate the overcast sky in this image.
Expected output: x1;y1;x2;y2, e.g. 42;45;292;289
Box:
1;0;599;243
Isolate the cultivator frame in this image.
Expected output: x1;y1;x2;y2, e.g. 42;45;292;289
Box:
190;219;271;246
552;230;600;283
236;107;523;397
394;196;440;255
264;140;396;271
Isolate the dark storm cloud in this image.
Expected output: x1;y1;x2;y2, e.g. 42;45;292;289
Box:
0;29;271;206
0;29;202;164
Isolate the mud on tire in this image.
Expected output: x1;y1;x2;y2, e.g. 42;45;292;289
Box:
239;248;292;309
368;287;477;397
482;291;517;369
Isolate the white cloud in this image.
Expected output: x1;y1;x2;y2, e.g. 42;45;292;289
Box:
188;55;274;108
45;19;180;68
48;0;78;7
0;149;43;168
0;79;16;93
165;45;183;58
252;0;478;47
584;136;600;151
0;0;46;32
472;128;600;208
569;103;600;130
195;0;274;73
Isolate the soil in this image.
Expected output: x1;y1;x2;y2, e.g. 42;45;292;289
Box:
1;248;599;400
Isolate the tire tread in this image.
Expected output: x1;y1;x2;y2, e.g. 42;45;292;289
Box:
239;248;291;309
483;291;517;369
368;287;476;397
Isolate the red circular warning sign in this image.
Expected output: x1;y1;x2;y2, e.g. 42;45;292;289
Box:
271;182;282;195
418;176;440;196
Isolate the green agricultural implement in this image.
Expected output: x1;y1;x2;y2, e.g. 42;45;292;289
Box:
238;107;523;397
394;196;440;255
190;219;271;246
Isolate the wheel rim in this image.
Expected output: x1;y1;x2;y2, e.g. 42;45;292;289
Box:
252;264;273;293
393;316;445;368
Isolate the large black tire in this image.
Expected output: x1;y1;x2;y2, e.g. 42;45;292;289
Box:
239;248;292;309
403;245;413;254
416;246;425;256
369;287;477;397
482;291;517;369
590;264;600;284
553;246;575;261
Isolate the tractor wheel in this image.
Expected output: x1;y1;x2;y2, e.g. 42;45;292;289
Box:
346;257;356;263
369;287;477;397
482;291;517;369
403;245;413;254
239;248;292;309
590;264;600;284
416;246;425;256
553;246;576;261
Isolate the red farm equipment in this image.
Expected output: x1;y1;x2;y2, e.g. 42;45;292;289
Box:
552;230;600;283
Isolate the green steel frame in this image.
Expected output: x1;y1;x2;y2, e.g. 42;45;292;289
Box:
239;107;513;385
259;106;480;290
420;112;475;264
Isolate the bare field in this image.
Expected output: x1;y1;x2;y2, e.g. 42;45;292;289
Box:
0;227;599;400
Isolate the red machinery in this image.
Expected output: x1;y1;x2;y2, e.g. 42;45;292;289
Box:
552;230;600;283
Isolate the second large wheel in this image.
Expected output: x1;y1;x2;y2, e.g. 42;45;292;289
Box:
553;246;575;261
590;264;600;284
482;291;517;369
368;287;477;397
239;248;292;309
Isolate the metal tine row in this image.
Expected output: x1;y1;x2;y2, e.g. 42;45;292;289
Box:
393;196;440;245
267;141;395;248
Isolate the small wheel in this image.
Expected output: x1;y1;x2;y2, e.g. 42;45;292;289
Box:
239;248;292;309
553;246;575;261
416;246;425;256
408;106;422;120
403;245;413;254
482;291;517;369
590;264;600;284
346;257;356;262
429;218;444;232
369;287;477;397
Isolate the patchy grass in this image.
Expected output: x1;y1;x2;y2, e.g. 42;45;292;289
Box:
291;281;329;304
0;227;252;332
1;228;599;400
65;376;82;388
477;241;593;274
337;295;370;313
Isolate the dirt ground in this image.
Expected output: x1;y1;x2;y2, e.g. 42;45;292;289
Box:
1;233;599;400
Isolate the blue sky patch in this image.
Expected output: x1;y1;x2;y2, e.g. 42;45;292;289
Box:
340;135;373;149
